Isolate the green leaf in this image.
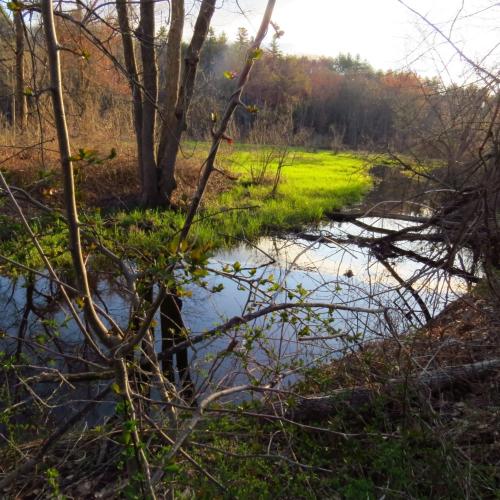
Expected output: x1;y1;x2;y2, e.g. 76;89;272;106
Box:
7;1;24;12
177;287;193;298
298;326;310;337
249;48;263;61
246;104;259;114
111;382;121;395
122;430;131;445
164;463;181;474
223;70;237;80
35;335;47;345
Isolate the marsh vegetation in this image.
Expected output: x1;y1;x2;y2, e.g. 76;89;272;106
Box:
0;1;499;498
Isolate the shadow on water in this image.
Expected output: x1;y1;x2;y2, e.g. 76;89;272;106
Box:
363;164;426;211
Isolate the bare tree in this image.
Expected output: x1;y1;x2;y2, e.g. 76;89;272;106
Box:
115;0;216;206
13;8;26;129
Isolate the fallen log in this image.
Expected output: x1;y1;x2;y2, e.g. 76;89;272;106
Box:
327;211;431;224
288;358;500;422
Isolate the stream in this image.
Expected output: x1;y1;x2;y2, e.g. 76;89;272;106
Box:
0;166;478;417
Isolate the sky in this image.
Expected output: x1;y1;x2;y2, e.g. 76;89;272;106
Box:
193;0;499;81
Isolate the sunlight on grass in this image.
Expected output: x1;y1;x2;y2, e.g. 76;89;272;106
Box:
85;146;371;264
187;145;371;246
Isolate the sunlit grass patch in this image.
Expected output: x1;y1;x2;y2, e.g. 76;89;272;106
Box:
195;146;371;246
110;145;372;251
111;146;371;253
0;145;371;273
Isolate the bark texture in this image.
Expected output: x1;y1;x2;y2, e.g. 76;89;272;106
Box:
116;0;144;187
138;0;159;206
14;10;27;129
157;0;216;204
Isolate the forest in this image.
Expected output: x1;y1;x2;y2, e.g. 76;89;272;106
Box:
0;0;499;498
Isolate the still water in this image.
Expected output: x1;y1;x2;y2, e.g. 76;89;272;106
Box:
0;214;474;404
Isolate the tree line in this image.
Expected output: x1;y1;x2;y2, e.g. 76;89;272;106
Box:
0;2;495;207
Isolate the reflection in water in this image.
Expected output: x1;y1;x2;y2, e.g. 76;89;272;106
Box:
0;167;478;412
185;215;473;390
0;213;475;410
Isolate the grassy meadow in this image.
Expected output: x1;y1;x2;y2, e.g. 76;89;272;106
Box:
212;147;370;236
0;144;371;272
117;145;371;252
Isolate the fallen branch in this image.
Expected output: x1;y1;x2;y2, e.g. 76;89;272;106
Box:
161;301;386;357
289;358;500;422
22;369;115;384
327;210;431;224
297;233;479;282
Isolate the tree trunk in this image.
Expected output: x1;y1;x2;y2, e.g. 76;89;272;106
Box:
138;0;160;206
155;0;184;202
116;0;144;191
288;358;500;422
15;277;34;364
157;0;216;205
42;0;111;347
14;10;27;130
160;293;194;399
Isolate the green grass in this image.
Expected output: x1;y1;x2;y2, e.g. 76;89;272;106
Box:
0;145;371;273
182;145;371;247
95;145;370;262
166;399;496;499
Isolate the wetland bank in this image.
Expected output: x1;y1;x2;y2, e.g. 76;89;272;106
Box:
1;150;492;497
0;0;499;497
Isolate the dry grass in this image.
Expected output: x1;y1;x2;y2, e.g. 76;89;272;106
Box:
0;113;236;212
304;289;500;390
